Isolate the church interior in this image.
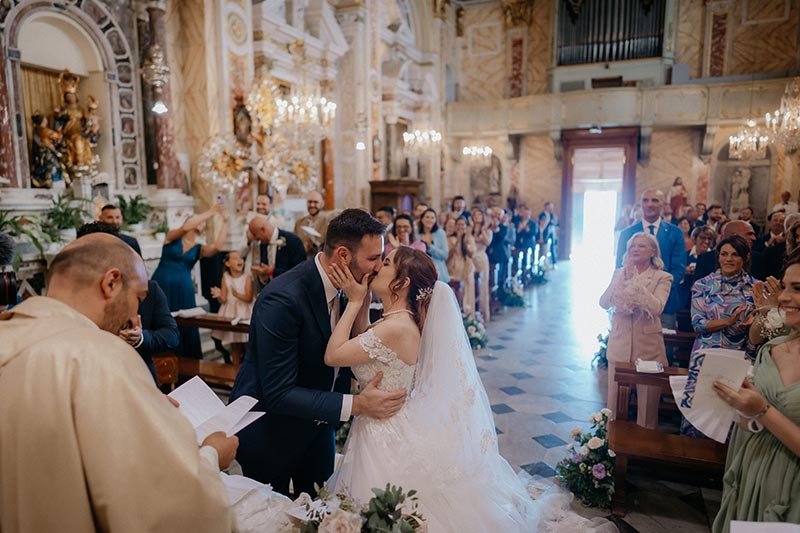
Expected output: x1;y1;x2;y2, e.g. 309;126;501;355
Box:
2;0;800;531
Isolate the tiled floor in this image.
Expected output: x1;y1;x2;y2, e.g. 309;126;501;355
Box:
478;258;720;533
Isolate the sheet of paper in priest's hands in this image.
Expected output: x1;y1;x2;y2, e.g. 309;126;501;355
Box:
169;376;264;445
670;348;751;443
731;521;800;532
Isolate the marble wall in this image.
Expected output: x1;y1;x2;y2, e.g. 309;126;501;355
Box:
518;134;562;212
526;0;554;95
459;3;505;101
675;0;704;79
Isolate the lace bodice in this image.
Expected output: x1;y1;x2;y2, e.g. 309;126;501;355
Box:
353;329;416;392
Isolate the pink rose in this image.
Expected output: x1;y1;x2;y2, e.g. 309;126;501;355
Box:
591;463;606;480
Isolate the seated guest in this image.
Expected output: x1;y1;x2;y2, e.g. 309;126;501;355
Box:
446;217;476;315
0;234;236;531
98;203;141;256
754;209;786;252
152;205;229;359
418;208;450;283
712;248;800;532
684;235;755;437
738;206;760;236
679;225;716;310
600;232;672;429
694;220;762;281
247;216;306;293
294;190;329;259
385;213;425;255
76;221;179;384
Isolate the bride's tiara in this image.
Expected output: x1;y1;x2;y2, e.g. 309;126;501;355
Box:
416;286;434;301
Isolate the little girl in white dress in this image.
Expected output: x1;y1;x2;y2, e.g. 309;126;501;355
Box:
211;251;254;365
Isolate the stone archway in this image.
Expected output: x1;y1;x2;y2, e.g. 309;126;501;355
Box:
1;0;144;191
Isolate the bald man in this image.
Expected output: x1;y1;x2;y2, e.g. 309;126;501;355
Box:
0;234;235;532
616;188;686;328
294;190;330;259
248;215;305;292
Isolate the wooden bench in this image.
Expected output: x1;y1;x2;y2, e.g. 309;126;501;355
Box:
663;330;696;368
607;362;727;517
178;357;239;388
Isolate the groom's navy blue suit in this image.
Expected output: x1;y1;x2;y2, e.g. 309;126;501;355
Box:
230;258;352;496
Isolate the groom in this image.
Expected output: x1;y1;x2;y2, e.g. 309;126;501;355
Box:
230;209;408;496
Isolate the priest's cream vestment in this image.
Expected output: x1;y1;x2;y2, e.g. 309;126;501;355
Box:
0;297;231;532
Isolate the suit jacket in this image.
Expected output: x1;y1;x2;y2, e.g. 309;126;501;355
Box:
253;229;307;293
120;233;142;257
230;260;352;471
137;280;179;382
600;268;672;364
616;221;686;315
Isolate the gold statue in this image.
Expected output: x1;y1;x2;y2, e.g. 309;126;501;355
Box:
53;69;99;172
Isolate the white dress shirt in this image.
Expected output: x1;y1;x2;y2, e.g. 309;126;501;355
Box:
643;217;661;236
314;253;353;421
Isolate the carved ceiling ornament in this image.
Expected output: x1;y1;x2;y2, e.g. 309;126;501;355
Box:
503;0;533;28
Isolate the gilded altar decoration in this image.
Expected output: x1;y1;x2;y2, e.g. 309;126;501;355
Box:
197;134;251;194
245;76;280;132
30;69;101;188
502;0;533;28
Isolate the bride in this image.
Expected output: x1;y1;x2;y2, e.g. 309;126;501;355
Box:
324;247;616;532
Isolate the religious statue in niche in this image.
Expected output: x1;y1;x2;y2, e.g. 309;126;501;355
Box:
30;112;64;188
30;70;102;188
729;167;751;217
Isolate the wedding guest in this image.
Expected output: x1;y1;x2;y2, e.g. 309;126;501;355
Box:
451;195;471;222
694;220;761;281
375;205;395;230
600;232;672;429
487;207;515;285
294;191;329;259
98;203;141;256
76;221;178;384
152;204;229;359
661;204;673;224
696;203;707;224
533;211;554;252
738;206;760;236
0;232;15;312
684;235;756;437
418;208;450;283
471;207;493;321
615;205;634;232
446;217;476;315
705;204;725;233
676;217;693;251
632;204;643;223
678;225;716;310
761;213;800;280
711;249;800;532
443;216;456;238
542;201;560;263
210;251;254;366
384;214;425;255
685;205;700;228
514;205;536;259
0;234;235;532
754;209;786;252
617;188;686;329
247;216;306;293
771;190;799;215
413;202;429;223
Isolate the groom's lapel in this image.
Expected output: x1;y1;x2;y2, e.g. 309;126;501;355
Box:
302;262;332;339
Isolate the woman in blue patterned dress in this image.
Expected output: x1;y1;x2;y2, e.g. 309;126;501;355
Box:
683;235;755;436
152;204;228;359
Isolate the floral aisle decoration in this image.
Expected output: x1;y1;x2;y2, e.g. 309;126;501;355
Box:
293;483;425;532
501;278;525;307
555;409;616;509
463;312;488;350
592;332;609;368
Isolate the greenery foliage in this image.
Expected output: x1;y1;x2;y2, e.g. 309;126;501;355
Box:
116;194;153;228
592;332;609;368
501;278;525;307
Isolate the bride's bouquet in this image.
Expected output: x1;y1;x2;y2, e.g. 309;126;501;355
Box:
290;483;426;533
555;409;616;509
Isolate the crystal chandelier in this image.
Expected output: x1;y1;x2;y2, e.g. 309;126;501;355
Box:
403;128;442;160
462;145;493;165
729;119;770;160
766;77;800;153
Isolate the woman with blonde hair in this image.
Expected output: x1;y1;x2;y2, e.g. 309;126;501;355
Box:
600;232;673;429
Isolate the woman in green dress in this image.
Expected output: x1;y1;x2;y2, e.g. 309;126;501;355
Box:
712;250;800;532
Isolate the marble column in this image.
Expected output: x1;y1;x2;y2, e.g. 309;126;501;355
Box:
0;43;16;187
145;1;187;191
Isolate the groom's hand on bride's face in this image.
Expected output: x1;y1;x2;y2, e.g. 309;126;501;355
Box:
352;371;407;419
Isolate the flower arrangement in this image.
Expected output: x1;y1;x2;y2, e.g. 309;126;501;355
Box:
464;312;488;350
294;483;425;533
555;409;615;509
592;332;609;368
501;278;525;307
757;306;789;342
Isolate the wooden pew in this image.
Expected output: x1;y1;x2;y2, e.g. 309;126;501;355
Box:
607;362;727;517
663;330;696;368
178;357;239;388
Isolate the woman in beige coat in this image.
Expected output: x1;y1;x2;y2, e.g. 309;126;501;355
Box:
600;232;673;429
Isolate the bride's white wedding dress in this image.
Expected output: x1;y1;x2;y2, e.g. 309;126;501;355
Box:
329;282;618;533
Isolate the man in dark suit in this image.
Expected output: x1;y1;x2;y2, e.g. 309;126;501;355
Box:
230;209;407;496
98;204;142;256
248;216;306;293
694;220;763;280
487;207;516;284
616;188;686;328
739;206;761;237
